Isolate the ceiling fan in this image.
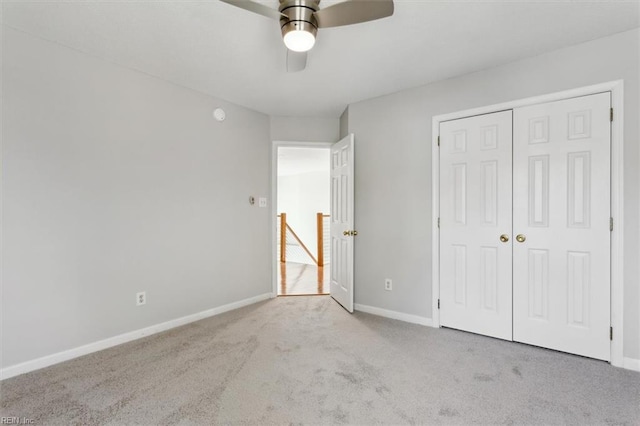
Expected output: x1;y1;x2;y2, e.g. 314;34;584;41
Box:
220;0;394;72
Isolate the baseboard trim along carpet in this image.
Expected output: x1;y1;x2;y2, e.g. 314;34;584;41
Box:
623;357;640;372
0;293;272;381
355;304;640;373
354;303;433;327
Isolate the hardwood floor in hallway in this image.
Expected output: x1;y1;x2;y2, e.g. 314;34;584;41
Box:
277;262;330;296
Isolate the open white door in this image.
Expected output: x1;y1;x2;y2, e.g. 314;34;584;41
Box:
330;134;355;312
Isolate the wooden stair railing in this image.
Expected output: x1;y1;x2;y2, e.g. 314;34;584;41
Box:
317;213;324;267
280;213;287;263
279;212;329;266
316;213;330;267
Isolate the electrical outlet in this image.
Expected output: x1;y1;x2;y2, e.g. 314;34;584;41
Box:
258;197;267;208
136;291;146;306
384;279;392;291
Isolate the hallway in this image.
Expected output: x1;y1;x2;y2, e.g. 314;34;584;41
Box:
277;262;330;296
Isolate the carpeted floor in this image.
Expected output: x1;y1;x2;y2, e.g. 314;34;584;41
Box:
1;296;639;425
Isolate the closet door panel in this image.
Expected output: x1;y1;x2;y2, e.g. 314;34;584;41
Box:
512;93;611;361
439;111;513;340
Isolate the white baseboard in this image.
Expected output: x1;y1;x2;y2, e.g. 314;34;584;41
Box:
355;303;433;327
0;293;271;381
353;305;640;372
622;357;640;372
4;294;635;379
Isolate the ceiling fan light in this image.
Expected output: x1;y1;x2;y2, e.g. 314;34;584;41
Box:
281;18;318;52
283;29;316;52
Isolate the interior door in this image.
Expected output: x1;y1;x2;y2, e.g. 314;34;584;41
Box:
512;93;611;360
439;111;513;340
330;134;355;313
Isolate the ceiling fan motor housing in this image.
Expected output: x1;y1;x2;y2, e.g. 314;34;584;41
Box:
279;0;319;41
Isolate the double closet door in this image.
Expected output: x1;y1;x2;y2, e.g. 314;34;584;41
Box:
439;92;611;361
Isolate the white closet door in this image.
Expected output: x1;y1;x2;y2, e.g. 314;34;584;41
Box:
513;93;611;361
439;111;513;340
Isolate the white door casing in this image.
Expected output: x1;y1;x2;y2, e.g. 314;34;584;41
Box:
439;111;513;340
513;93;611;361
330;134;355;313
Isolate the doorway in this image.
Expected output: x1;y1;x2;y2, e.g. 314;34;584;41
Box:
276;145;331;296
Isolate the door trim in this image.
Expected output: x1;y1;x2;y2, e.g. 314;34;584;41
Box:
271;140;334;297
431;80;625;367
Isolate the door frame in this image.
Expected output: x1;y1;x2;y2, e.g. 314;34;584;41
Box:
431;80;625;367
271;140;334;297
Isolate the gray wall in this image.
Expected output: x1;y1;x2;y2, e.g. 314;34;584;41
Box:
270;116;339;143
347;29;640;360
2;28;272;368
339;107;349;139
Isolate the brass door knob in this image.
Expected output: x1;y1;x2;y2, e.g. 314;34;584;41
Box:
352;230;358;236
516;234;526;243
343;230;350;236
500;234;509;243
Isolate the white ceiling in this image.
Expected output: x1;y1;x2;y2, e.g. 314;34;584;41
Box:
2;0;639;117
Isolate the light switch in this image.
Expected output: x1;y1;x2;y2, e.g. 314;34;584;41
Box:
258;197;267;208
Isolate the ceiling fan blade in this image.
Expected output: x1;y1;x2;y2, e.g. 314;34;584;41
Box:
219;0;284;20
286;50;308;73
314;0;394;28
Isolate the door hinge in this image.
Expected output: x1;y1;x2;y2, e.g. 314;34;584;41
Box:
437;217;440;228
610;108;614;122
437;299;440;310
610;217;613;232
610;326;613;341
437;136;440;147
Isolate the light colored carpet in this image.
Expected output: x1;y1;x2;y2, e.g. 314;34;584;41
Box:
1;296;639;425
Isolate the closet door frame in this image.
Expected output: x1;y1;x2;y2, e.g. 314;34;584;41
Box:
431;80;624;367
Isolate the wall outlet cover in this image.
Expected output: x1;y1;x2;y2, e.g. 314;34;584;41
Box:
385;279;392;291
